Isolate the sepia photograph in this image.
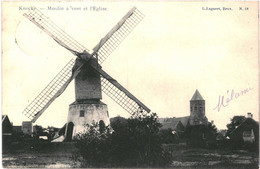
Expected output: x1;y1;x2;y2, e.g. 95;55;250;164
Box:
1;1;259;168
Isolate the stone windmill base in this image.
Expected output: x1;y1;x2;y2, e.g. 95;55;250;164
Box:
64;100;109;141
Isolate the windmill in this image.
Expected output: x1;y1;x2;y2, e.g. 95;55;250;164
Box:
21;7;151;140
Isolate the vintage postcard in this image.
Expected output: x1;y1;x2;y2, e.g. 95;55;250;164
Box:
2;1;259;168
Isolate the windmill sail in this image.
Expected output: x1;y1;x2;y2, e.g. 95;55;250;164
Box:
89;63;150;115
23;8;91;60
93;7;144;64
22;59;84;122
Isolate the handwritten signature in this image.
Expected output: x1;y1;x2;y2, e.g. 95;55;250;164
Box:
213;85;253;112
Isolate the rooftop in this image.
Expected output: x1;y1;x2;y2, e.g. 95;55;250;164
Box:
191;89;204;100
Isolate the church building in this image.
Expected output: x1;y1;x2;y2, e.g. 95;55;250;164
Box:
158;89;208;133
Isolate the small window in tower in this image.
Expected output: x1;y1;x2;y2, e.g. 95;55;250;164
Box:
80;110;85;117
200;107;202;110
195;106;197;111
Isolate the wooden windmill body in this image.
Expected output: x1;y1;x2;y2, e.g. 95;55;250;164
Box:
22;7;150;140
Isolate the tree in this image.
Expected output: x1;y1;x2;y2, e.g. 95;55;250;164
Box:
226;116;246;137
184;122;218;148
110;113;169;167
74;112;171;167
207;122;218;136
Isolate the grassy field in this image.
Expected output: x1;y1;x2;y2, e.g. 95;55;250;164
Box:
2;142;81;168
2;142;259;168
163;144;258;169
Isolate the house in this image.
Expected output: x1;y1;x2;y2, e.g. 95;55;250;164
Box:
2;115;13;145
13;126;22;133
216;129;227;141
157;116;189;136
228;113;259;150
2;115;13;136
22;121;33;135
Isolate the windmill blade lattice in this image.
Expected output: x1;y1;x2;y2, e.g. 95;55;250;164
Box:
22;59;83;122
23;8;91;57
93;7;144;64
101;77;149;116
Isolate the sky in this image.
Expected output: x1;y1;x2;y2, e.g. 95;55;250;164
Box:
2;1;259;130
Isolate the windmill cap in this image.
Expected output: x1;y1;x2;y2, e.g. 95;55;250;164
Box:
190;89;204;100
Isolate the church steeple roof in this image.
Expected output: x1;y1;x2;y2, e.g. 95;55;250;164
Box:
191;89;204;100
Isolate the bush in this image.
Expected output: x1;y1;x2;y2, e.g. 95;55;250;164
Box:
74;122;112;167
74;113;171;167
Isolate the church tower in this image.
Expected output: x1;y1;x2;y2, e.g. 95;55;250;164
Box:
189;90;208;125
